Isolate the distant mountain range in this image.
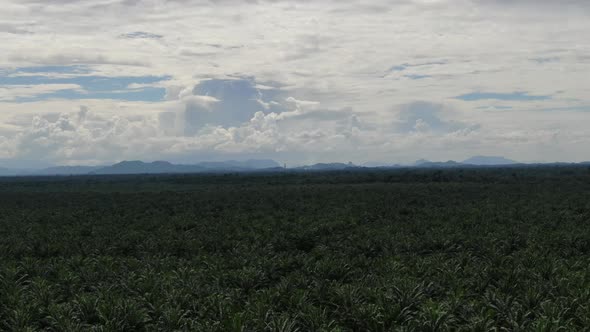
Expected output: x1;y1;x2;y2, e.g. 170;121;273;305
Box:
0;159;281;176
298;157;588;171
36;166;104;175
0;156;589;177
0;167;21;176
462;156;516;165
296;162;356;171
92;159;281;175
411;156;516;168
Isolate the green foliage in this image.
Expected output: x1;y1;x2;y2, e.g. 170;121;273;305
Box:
1;167;590;330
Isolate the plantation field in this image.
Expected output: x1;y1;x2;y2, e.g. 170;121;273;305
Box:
2;167;590;331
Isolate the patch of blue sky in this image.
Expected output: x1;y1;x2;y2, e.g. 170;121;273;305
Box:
456;92;552;101
388;61;447;72
0;74;169;91
389;65;407;72
0;66;170;102
476;105;513;110
404;74;431;80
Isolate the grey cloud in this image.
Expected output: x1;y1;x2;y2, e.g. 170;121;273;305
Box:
9;54;148;67
120;31;163;39
388;61;447;72
395;102;476;134
283;108;353;122
282;34;326;61
404;74;431;80
0;23;32;35
456;92;552;102
530;57;561;64
477;0;589;5
158;112;177;135
1;0;589;165
179;50;219;57
182;78;284;134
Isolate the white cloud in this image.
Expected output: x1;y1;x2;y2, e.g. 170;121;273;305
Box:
0;84;84;101
2;95;588;166
0;0;589;165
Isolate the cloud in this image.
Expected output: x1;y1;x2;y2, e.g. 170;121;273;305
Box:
5;106;166;165
388;61;447;73
15;65;92;75
394;102;478;134
120;31;163;39
0;23;32;35
455;92;552;102
0;93;365;165
180;78;283;133
404;74;431;80
0;0;589;165
8;53;149;67
281;34;326;61
0;69;170;101
530;57;560;64
2;96;590;166
0;84;85;102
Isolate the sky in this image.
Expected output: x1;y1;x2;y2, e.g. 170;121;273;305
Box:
0;0;589;167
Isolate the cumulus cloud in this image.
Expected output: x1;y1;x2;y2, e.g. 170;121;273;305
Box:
5;107;159;164
2;96;590;166
394;102;477;134
0;0;589;165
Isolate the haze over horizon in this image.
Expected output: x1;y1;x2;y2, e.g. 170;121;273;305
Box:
1;0;589;168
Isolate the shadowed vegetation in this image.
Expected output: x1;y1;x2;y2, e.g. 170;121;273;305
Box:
1;166;590;331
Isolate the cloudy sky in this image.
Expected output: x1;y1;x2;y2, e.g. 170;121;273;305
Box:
0;0;588;167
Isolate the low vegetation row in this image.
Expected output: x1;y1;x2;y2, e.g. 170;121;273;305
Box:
1;167;590;331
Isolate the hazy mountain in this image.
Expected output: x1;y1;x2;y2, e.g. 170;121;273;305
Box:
297;162;359;171
413;159;432;166
93;161;197;175
35;166;103;176
0;167;21;176
1;157;587;177
414;160;464;168
412;156;517;168
463;156;517;165
92;159;281;175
